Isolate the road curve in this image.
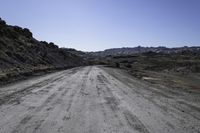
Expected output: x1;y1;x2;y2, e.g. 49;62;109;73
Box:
0;66;199;133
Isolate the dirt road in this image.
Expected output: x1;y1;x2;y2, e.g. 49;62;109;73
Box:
0;66;199;133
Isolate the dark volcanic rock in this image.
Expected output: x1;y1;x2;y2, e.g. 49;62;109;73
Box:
0;18;6;26
0;18;86;84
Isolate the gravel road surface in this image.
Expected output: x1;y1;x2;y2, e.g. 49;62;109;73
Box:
0;66;199;133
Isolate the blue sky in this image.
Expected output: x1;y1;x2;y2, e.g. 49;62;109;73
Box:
0;0;200;51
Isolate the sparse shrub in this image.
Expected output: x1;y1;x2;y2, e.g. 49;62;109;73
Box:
18;45;25;51
5;51;13;57
0;18;6;25
116;62;120;68
6;29;19;39
23;28;32;38
14;53;26;63
40;41;48;45
143;51;157;56
7;45;14;51
13;26;23;32
42;51;48;58
125;64;132;68
0;40;6;47
28;38;35;43
120;60;129;63
49;42;59;49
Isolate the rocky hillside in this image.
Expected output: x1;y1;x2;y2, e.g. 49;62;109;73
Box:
0;18;86;84
89;46;200;73
90;46;200;57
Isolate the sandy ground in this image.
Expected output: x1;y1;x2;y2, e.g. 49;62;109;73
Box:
0;66;199;133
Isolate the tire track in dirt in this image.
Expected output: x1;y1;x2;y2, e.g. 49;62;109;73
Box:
100;66;200;133
6;68;84;133
0;74;64;106
0;67;81;107
123;110;150;133
0;66;199;133
10;91;59;133
96;72;150;133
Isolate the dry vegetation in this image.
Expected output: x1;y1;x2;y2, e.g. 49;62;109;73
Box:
99;51;200;92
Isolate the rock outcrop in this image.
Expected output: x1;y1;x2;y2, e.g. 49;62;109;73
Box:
0;18;86;84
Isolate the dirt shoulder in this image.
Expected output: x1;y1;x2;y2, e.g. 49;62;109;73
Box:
0;66;78;86
128;69;200;93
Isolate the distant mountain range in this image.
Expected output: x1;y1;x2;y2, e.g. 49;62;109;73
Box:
90;46;200;57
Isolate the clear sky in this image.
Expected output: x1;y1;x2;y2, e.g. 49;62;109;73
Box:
0;0;200;51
